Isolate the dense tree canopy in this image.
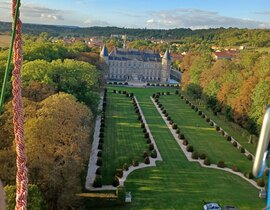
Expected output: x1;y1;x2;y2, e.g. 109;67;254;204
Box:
0;93;93;209
181;50;270;134
22;59;100;113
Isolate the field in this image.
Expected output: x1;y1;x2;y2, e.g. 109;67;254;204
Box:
94;86;264;210
0;34;11;48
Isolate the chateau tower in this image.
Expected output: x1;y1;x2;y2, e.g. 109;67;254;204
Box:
100;44;109;64
161;49;171;83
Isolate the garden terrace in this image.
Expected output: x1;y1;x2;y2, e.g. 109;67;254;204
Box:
158;94;253;173
101;86;264;209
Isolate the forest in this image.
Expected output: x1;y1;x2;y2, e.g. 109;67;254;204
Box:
0;34;102;209
1;21;270;48
180;50;270;135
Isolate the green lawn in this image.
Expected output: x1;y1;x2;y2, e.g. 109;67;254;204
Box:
159;95;253;173
97;86;264;209
102;91;148;184
181;92;258;155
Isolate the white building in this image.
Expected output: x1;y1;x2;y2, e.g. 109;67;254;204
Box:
100;45;171;83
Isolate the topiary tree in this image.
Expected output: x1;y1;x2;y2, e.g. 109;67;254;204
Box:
123;163;129;171
227;135;232;141
146;138;151;144
93;175;102;188
239;147;245;153
141;123;145;128
143;151;148;158
172;124;178;130
256;178;265;187
232;141;237;147
244;172;254;179
151;149;157;158
199;153;206;160
186;145;194;152
97;151;102;157
98;143;103;150
144;157;150;164
217;160;226;168
132;159;139;167
112;176;120;187
191;151;199;159
231;165;239;172
149;143;154;151
176;129;180;134
183;139;189;146
144;132;149;138
96;157;102;166
96;167;101;175
179;133;185;139
247;154;253;161
115;169;123;178
99;136;104;143
204;158;211;166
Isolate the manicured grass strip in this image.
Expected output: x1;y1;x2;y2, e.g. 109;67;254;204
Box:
102;92;148;184
181;92;257;154
102;86;263;210
159;95;253;173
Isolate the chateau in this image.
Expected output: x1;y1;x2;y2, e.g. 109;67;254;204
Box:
100;45;171;83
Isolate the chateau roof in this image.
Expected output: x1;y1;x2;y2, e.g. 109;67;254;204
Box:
163;49;171;60
100;45;109;57
108;48;161;62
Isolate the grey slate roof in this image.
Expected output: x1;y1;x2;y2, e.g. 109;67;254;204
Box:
163;49;171;60
108;48;161;62
100;45;109;56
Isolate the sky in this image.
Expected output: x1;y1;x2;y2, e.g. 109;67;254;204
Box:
1;0;270;29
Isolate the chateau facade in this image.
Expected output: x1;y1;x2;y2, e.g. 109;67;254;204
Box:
100;45;171;83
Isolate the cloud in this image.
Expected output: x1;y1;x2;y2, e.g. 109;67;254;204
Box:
22;4;65;21
146;8;270;29
83;19;109;26
0;1;65;22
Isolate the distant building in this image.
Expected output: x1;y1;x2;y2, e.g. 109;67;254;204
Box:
212;50;238;60
100;45;171;83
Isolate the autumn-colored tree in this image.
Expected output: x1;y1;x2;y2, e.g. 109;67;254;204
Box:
230;76;258;126
22;81;56;102
24;93;93;209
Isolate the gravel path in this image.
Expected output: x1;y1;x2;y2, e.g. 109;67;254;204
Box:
151;96;263;190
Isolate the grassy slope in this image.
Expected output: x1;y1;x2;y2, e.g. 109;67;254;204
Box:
181;92;257;155
159;95;253;173
102;92;147;184
100;86;264;209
